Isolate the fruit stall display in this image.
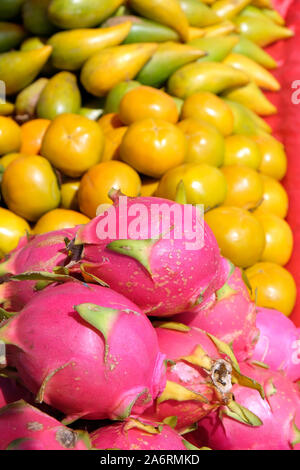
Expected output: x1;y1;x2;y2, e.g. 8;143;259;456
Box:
0;0;299;451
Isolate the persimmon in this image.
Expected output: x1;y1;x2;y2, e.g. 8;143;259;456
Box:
0;116;21;155
119;86;179;125
33;209;89;234
120;118;186;178
20;118;51;155
41;113;105;177
78;160;141;218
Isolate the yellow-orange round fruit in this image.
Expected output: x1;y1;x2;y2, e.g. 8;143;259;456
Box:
33;209;90;234
257;174;288;218
0;153;24;170
221;165;264;209
60;180;80;211
245;262;296;316
41;113;105;177
156;163;227;210
20;119;51;155
140;178;160;197
253;211;293;266
205;206;265;268
102;127;128;162
252;134;287;181
0;117;21;155
181;91;234;136
0;208;31;257
224;134;262;169
78;160;141;218
119;86;179;125
97;113;123;135
120;118;186;178
178;118;225;167
1;155;61;221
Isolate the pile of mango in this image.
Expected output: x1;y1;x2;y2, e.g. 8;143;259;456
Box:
0;0;296;315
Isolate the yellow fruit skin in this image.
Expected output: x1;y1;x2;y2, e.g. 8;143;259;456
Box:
78;161;141;218
102;127;128;162
254;211;293;266
256;174;288;219
41;113;105;178
221;165;264;210
140;178;159;197
224;135;262;169
0;208;31;257
252;134;287;181
49;22;132;71
33;209;90;234
222;82;277;116
178;118;225;167
168;62;249;99
80;43;158;97
205;206;265;268
120;118;187;179
246;262;297;317
0;45;52;95
223;53;280;91
1;155;61;222
119;86;179;125
128;0;190;41
60;180;80;211
0;153;24;169
212;0;251;20
0;117;21;156
181;92;234;137
156;163;227;210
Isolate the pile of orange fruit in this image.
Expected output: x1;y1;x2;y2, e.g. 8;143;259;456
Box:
0;0;296;316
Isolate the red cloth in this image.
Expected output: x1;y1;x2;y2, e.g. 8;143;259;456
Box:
263;0;300;325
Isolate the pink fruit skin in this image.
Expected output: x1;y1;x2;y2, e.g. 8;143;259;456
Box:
186;362;300;450
0;282;166;421
173;264;259;362
0;227;78;311
74;196;226;317
252;307;300;382
142;325;230;431
0;401;89;450
91;419;187;450
0;377;33;408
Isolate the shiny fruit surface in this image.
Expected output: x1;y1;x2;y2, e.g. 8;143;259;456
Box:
245;262;297;316
205;205;265;268
78;160;141;218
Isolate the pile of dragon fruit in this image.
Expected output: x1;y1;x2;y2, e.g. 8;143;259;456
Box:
0;194;299;451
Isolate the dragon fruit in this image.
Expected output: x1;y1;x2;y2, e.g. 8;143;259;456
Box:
0;401;90;450
0;282;166;422
71;193;226;317
185;362;300;450
0;376;33;408
173;261;259;362
0;227;78;311
252;307;300;382
91;417;195;450
142;322;264;432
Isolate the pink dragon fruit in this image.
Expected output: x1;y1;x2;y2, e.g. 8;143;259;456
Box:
0;282;166;422
185;362;300;450
252;307;300;382
142;322;264;432
91;417;196;450
71;193;226;317
0;376;33;408
173;261;259;362
0;227;78;311
0;400;90;450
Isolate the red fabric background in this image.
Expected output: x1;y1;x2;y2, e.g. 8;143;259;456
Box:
262;0;300;325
